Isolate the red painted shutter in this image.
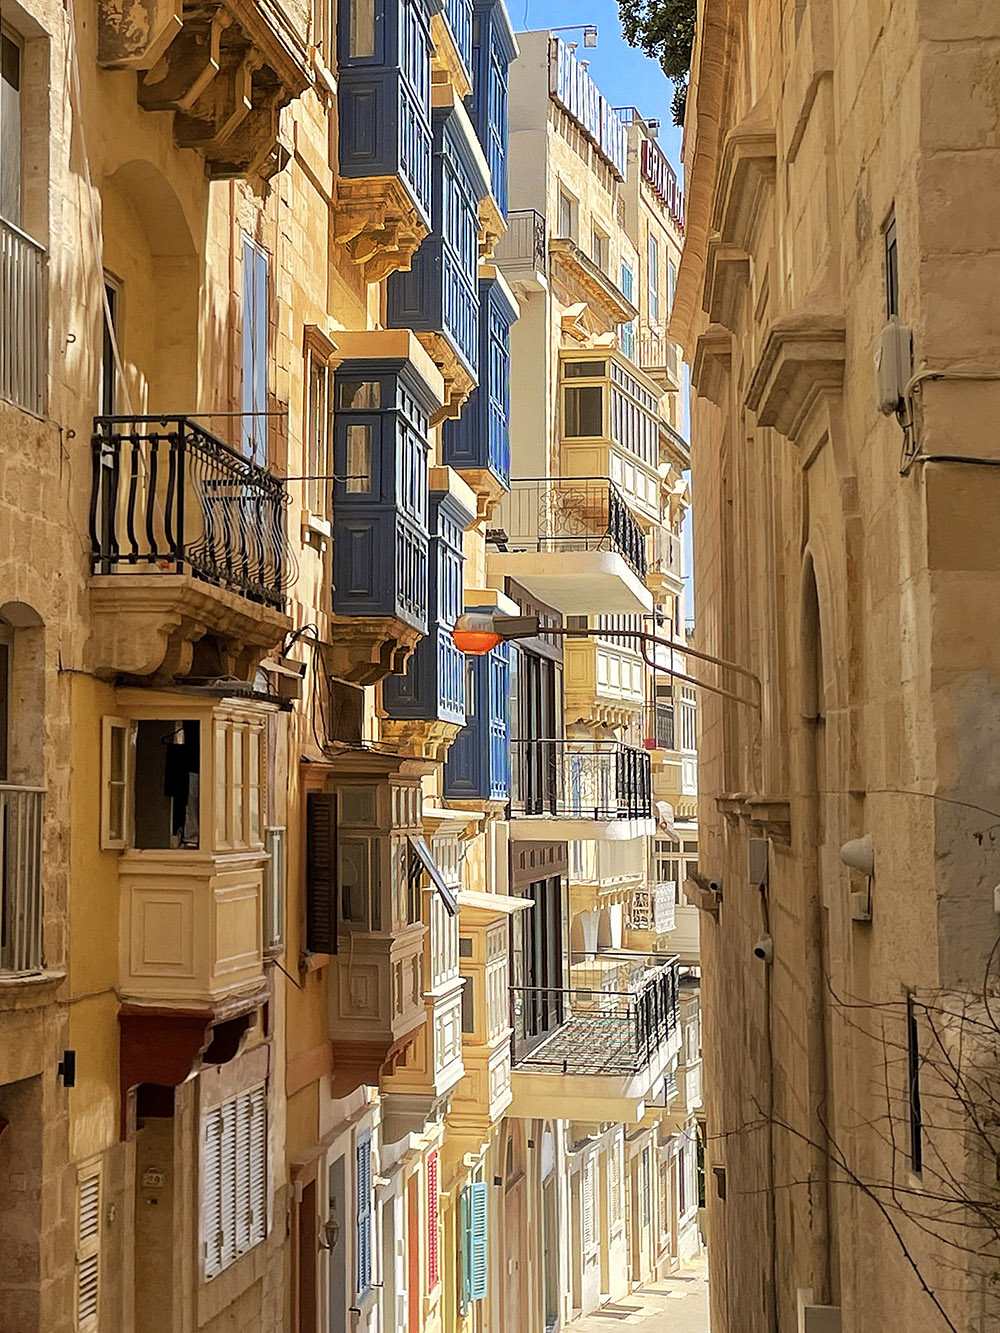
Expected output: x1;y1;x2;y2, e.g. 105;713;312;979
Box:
427;1150;440;1290
306;792;337;954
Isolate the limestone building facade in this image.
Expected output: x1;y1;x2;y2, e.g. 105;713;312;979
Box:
675;1;1000;1331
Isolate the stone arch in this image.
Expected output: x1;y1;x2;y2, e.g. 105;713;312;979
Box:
101;159;202;411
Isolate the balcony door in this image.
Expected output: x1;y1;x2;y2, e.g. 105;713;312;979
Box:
510;873;563;1058
241;235;269;464
513;646;562;815
1;28;21;226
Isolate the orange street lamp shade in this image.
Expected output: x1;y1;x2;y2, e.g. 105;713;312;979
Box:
452;613;503;655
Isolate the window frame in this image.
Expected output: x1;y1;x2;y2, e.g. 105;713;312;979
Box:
557;186;578;243
0;25;23;228
647;232;660;324
100;716;131;851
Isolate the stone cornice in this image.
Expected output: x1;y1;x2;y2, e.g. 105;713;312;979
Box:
690;323;733;409
548;238;639;327
711;110;778;251
745;311;846;441
703;237;751;331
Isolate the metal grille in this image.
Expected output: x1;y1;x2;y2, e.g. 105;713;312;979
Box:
0;784;43;973
0;216;46;416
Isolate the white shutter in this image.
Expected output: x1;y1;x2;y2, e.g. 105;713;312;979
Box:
100;717;130;850
248;1084;267;1246
609;1138;623;1227
203;1106;224;1278
582;1159;596;1251
203;1084;268;1280
76;1166;102;1329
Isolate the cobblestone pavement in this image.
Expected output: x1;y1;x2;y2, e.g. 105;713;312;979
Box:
570;1256;710;1332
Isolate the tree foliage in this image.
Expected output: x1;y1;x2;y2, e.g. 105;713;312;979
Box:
616;0;697;126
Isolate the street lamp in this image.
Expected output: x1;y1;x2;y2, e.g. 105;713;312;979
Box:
549;24;598;47
451;613;761;712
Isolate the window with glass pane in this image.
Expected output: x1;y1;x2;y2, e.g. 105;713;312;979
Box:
349;0;376;56
340;837;376;928
564;385;603;437
557;188;578;241
563;360;606;378
592;227;608;273
648;233;659;324
307;357;330;516
345;423;372;493
0;29;22;225
338;379;381;410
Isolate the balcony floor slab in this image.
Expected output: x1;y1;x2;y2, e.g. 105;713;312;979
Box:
486;550;653;614
507;815;655;842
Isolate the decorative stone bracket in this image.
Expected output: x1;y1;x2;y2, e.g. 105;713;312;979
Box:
334;178;430;285
691;324;733;408
98;0;311;179
745;312;846;442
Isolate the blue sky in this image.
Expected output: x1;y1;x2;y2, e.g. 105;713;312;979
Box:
516;0;683;177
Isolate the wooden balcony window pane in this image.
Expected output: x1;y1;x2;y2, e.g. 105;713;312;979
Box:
338;379;381;410
233;726;244;845
564;385;602;438
345;423;372;494
349;0;376;57
248;728;262;845
215;723;229;846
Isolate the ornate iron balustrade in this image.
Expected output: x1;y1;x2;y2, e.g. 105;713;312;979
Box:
491;477;647;579
642;700;676;751
0;785;44;974
0;217;46;417
90;416;287;609
510;738;652;821
495;209;546;273
510;954;679;1075
628;882;676;933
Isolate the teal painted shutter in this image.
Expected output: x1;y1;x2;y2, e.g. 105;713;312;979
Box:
356;1133;372;1294
468;1181;488;1301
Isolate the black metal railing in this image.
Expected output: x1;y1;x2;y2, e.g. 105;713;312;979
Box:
510;953;679;1075
642;700;676;750
491;477;647;580
495;209;546;274
510;739;652;821
90;416;287;608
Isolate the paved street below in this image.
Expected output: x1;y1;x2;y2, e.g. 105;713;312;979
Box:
572;1257;710;1331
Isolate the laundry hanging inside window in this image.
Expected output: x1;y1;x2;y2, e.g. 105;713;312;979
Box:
133;720;201;849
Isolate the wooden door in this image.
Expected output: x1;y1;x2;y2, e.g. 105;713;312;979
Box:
503;1178;523;1329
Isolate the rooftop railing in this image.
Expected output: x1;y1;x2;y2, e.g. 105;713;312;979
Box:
510;952;679;1075
510;738;652;821
1;216;46;417
1;785;44;974
490;477;647;580
90;416;287;609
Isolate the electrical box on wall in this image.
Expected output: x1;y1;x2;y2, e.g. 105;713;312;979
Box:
748;837;769;886
874;316;913;415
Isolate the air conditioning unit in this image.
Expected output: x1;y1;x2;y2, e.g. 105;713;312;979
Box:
874;316;913;415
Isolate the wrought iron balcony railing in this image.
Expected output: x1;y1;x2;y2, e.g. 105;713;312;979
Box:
495;209;546;273
627;882;676;934
642;700;676;751
511;953;679;1076
490;477;648;580
1;216;46;417
1;785;44;974
639;325;680;380
90;416;287;609
510;738;652;821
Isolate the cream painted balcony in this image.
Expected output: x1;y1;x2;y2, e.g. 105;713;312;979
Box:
104;692;279;1010
625;882;677;943
487;478;652;616
567;840;645;919
670;905;701;965
448;891;529;1152
508;953;681;1121
564;626;646;723
557;352;666;525
647;527;684;600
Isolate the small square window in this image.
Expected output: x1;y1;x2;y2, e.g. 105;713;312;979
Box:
338;379;381;410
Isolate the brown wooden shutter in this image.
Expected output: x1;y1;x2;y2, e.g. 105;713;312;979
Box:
306;791;337;954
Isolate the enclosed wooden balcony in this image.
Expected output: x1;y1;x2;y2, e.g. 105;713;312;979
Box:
486;477;652;615
88;416;290;680
97;0;311;179
335;0;435;281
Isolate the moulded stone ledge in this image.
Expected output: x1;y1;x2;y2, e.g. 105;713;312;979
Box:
326;617;425;687
711;108;778;251
691;324;733;408
703;237;751;331
745;311;846;441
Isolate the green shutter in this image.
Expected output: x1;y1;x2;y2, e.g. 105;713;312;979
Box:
468;1181;488;1301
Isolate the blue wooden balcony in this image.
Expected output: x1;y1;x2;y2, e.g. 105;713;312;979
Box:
468;0;517;217
336;0;434;226
443;646;510;800
383;486;474;725
442;272;516;489
441;0;474;81
386;103;490;382
332;359;438;633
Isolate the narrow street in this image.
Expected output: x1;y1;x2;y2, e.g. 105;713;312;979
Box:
573;1259;710;1332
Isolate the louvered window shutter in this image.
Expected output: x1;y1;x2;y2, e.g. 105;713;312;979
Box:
459;1185;471;1310
234;1092;252;1255
248;1085;267;1245
467;1181;488;1301
306;792;338;954
583;1160;596;1250
76;1168;102;1329
610;1140;623;1226
356;1132;372;1295
219;1098;238;1269
426;1150;440;1290
203;1107;224;1277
